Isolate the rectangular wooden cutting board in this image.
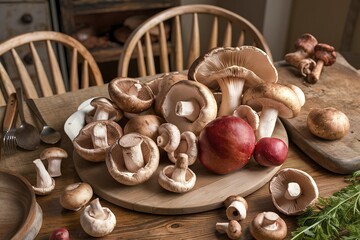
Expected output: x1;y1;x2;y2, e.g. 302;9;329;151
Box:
276;54;360;174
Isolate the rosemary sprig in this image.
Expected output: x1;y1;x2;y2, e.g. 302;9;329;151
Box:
291;170;360;240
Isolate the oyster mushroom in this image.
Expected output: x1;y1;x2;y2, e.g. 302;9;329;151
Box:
224;195;248;221
158;153;196;193
124;114;166;141
106;133;160;185
80;198;116;237
215;220;242;240
188;46;278;116
32;158;55;195
108;77;154;113
167;131;198;165
269;168;319;215
73;120;123;162
242;82;302;139
85;97;123;123
249;211;287;240
60;182;93;211
40;147;68;177
161;80;217;135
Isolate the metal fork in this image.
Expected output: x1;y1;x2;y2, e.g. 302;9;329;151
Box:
2;93;18;154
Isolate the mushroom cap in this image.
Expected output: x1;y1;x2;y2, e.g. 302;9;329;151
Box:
242;82;302;119
32;177;55;195
161;80;217;135
108;77;154;113
124;114;166;141
269;168;319;215
313;43;336;65
40;147;68;160
167;131;198;165
60;182;93;211
188;46;278;91
157;123;181;153
73;120;123;162
86;97;123;123
106;133;160;185
224;195;248;209
294;33;318;54
249;211;287;240
307;107;350;140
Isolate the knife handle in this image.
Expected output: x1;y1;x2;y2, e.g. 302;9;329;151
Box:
2;93;17;132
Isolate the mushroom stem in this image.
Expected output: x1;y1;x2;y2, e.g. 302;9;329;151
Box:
47;158;62;177
119;134;145;172
226;200;247;221
157;123;180;153
233;105;259;131
261;212;281;231
93;108;110;121
215;220;242;239
298;58;316;77
218;78;245;116
257;107;279;139
92;123;109;148
33;159;53;188
307;60;324;83
284;182;302;200
171;153;188;182
175;100;200;122
284;50;308;67
88;198;107;220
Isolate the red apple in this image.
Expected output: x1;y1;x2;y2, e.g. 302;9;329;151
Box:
198;116;256;174
253;137;288;167
49;228;69;240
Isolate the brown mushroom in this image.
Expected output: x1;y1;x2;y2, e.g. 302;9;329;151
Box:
85;97;123;123
307;107;350;140
307;43;336;83
40;147;68;177
157;123;181;153
32;158;55;195
269;168;319;215
60;182;93;211
188;46;278;116
215;220;242;240
249;211;287;240
108;77;154;113
158;153;196;193
73;120;123;162
242;82;302;139
167;131;198;165
160;80;217;135
124;114;166;141
224;195;248;221
233;105;260;131
106;133;160;185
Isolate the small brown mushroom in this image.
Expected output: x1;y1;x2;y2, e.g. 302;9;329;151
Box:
215;220;242;240
233;105;260;131
269;168;319;215
60;182;93;211
106;133;159;185
249;211;287;240
85;97;123;123
40;147;68;177
158;153;196;193
124;114;166;141
224;195;248;221
307;107;350;140
167;131;198;165
307;43;336;83
32;158;55;195
80;198;116;237
157;123;181;153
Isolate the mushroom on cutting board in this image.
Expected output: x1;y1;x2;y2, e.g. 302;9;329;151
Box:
60;182;93;211
40;147;68;177
108;77;154;113
188;46;278;116
233;105;259;131
106;133;159;185
85;97;123;123
73;120;123;162
224;195;248;221
215;220;242;240
242;82;302;139
307;107;350;140
124;114;165;141
32;158;55;195
160;80;217;135
269;168;319;215
158;153;196;193
80;198;116;237
167;131;198;165
307;43;336;83
249;211;287;240
156;123;181;153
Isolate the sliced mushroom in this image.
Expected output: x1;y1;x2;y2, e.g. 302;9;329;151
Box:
167;131;198;165
233;105;260;131
32;158;55;195
85;97;123;123
73;120;123;162
269;168;319;215
80;198;116;237
242;82;302;139
60;182;93;211
158;153;196;193
40;147;68;177
108;77;154;113
161;80;217;135
215;220;242;240
224;195;248;221
157;123;181;153
106;133;160;185
249;211;287;240
124;114;166;141
188;46;277;116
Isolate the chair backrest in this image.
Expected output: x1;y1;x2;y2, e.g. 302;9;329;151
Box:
118;4;272;78
0;31;103;106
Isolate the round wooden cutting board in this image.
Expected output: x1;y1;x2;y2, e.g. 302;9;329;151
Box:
73;119;287;215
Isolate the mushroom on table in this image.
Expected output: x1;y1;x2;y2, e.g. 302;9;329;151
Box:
60;182;93;211
40;147;68;177
249;211;287;240
224;195;248;221
215;220;242;240
32;158;55;195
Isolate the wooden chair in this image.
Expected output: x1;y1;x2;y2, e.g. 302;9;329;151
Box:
118;4;272;78
0;31;103;106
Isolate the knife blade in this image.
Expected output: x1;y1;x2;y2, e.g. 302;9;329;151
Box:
2;92;17;134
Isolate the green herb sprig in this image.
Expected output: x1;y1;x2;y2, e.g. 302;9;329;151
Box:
291;170;360;240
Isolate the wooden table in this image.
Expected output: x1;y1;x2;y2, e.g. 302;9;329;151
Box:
0;68;353;240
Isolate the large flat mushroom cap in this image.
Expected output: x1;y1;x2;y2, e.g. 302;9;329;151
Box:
188;46;278;91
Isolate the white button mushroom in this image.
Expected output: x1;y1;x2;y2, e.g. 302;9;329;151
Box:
249;211;287;240
60;182;93;211
32;158;55;195
80;198;116;237
40;147;68;177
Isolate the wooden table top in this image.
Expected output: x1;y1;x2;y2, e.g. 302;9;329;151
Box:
0;59;355;239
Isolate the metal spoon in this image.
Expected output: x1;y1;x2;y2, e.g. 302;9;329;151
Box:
14;87;41;150
26;98;62;144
